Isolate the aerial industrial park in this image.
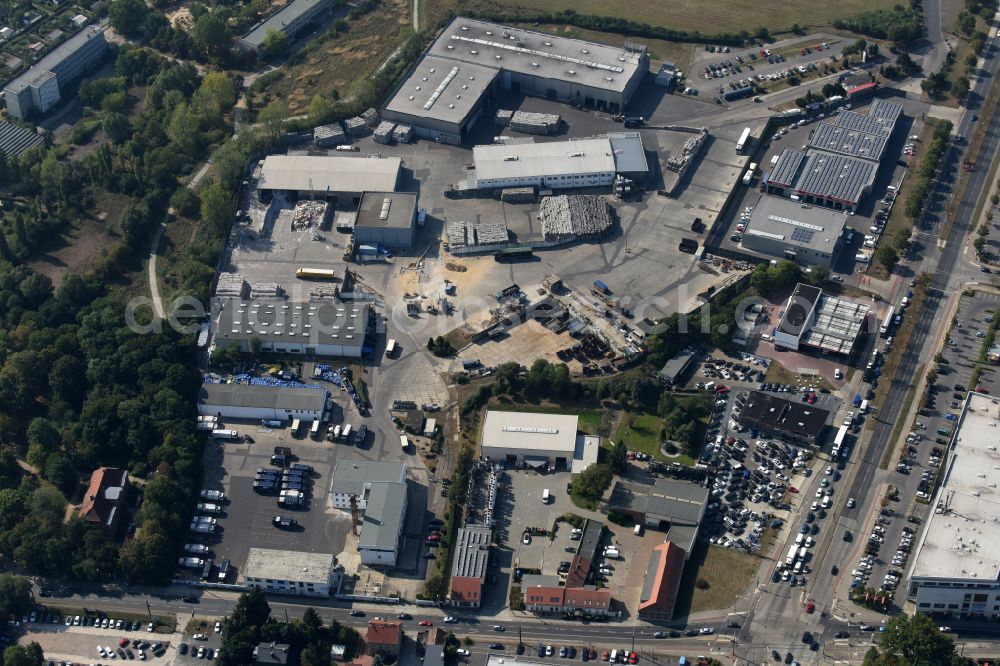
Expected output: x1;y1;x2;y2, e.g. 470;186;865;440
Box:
0;0;999;665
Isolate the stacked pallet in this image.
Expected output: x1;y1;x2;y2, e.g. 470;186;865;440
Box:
373;121;397;145
510;111;561;135
361;107;380;127
313;123;346;148
249;282;280;298
215;273;247;298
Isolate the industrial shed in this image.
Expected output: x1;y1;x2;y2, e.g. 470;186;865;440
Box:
197;383;328;421
239;0;333;53
353;191;417;248
740;194;849;268
480;410;599;472
606;479;707;554
256;155;401;200
213;298;370;357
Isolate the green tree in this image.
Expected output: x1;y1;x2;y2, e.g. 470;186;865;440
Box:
2;643;43;666
875;244;899;270
108;0;150;37
194;72;237;116
26;417;61;468
308;94;332;125
102;112;133;143
611;441;628;474
192;13;229;57
573;463;613;502
258;100;290;145
0;575;33;618
878;613;964;665
299;643;331;666
200;182;232;234
260;28;289;59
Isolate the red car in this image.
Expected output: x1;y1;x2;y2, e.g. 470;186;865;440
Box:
629;651;639;664
426;533;441;542
628;452;636;460
788;486;799;493
418;620;433;626
715;385;730;395
118;638;129;647
806;601;816;614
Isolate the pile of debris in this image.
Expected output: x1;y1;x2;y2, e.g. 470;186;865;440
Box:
510;111;561;135
249;282;280;298
308;286;339;300
500;187;536;203
373;121;397;145
538;195;613;241
665;130;708;174
291;200;329;231
313;123;346;148
343;116;369;137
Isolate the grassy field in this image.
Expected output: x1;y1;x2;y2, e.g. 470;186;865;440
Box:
764;360;833;391
673;541;760;615
611;409;699;465
424;0;899;35
254;0;410;114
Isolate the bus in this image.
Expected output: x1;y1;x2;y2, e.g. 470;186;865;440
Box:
310;420;321;438
400;435;409;451
385;339;397;357
295;267;336;280
737;127;752;153
833;425;848;450
879;306;895;337
494;248;534;262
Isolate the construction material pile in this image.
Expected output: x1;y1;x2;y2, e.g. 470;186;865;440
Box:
373;121;397;145
392;124;413;143
290;200;328;231
249;282;280;298
494;109;514;126
216;273;247;298
361;108;380;127
510;111;561;135
539;195;612;241
446;220;510;248
500;187;535;203
308;286;339;300
313;123;346;148
665;131;707;174
343;116;369;137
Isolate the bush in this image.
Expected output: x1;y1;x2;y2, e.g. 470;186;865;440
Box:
696;578;711;590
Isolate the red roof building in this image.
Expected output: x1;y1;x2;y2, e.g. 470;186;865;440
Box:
79;467;129;537
638;541;687;621
522;574;612;616
449;526;490;608
365;620;402;658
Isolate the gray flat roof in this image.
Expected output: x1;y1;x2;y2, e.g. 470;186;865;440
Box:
481;410;579;454
355;191;416;230
215;298;369;346
835;99;902;136
521;574;561;589
0;122;43;157
779;283;822;334
241;0;329;49
744;195;849;254
659;348;697;383
608;132;649;173
198;383;328;413
794;151;876;205
451;525;491;580
358;481;407;551
428;17;646;95
383;55;499;126
911;393;1000;582
800;292;869;354
5;25;103;93
244;548;334;584
474;137;616;182
330;459;406;497
257;155;401;194
809;121;888;162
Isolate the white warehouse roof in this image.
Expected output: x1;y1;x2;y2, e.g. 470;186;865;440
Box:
481;410;579;453
243;548;335;584
474;138;615;182
257;155;401;194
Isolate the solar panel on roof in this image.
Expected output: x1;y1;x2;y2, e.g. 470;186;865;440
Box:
790;227;815;243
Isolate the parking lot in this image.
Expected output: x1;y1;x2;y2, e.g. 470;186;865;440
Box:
16;613;177;666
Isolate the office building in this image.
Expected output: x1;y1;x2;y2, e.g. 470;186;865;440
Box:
197;383;327;421
330;459;408;567
239;0;334;53
521;574;612;616
243;548;338;596
330;460;407;509
5;26;106;119
907;392;1000;618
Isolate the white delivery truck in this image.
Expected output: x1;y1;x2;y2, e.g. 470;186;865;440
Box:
542;489;551;503
211;429;239;440
310;420;321;438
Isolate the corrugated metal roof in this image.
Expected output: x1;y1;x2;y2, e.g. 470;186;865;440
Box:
0;122;42;157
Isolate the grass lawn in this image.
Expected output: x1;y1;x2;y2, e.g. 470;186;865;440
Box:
423;0;900;35
764;360;833;391
613;412;664;458
673;541;760;615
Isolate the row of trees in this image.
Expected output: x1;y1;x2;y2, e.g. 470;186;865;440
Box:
833;4;924;46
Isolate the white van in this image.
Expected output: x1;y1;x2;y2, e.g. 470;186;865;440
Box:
610;651;619;663
793;561;803;574
821;496;831;509
795;533;804;546
542;489;551;503
604;548;621;559
634;524;643;536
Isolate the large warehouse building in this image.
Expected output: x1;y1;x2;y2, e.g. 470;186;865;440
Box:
382;17;648;143
480;410;598;472
773;283;869;354
213;298;371;357
606;479;708;555
764;99;902;211
330;459;408;567
353;191;417;248
197;383;328;421
256;155;402;201
471;133;647;190
5;26;106;119
907;392;1000;618
740;194;849;267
